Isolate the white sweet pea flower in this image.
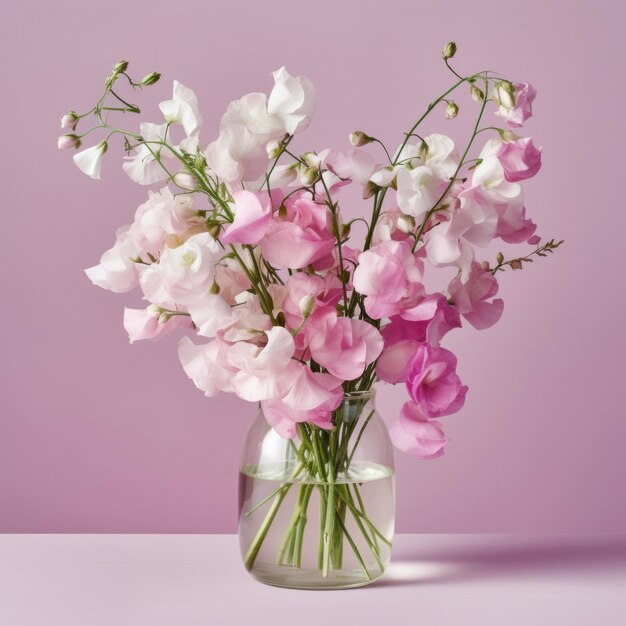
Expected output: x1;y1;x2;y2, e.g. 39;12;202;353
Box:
122;123;170;186
84;225;139;293
267;67;315;135
159;80;202;137
396;166;448;220
205;123;268;183
73;141;107;179
139;232;221;306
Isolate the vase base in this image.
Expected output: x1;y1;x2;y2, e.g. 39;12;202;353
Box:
246;562;386;590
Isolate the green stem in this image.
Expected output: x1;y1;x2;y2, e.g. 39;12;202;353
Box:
244;484;292;571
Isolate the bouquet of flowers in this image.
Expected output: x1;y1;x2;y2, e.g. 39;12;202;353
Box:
59;43;560;587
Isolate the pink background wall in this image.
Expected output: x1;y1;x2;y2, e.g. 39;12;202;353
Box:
1;0;624;533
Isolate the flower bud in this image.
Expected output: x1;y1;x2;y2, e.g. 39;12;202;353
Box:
61;112;79;130
349;131;374;147
397;214;415;233
299;295;316;319
495;81;516;110
266;139;282;159
302;151;321;169
510;259;523;270
470;85;484;103
173;171;197;189
445;101;459;120
496;252;505;264
57;134;81;150
114;60;129;73
298;165;318;186
140;71;161;86
443;41;457;60
209;281;220;295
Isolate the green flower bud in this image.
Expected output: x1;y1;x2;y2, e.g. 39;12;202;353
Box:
209;281;220;295
445;101;459;120
470;85;485;103
443;41;457;60
114;60;129;73
140;72;161;87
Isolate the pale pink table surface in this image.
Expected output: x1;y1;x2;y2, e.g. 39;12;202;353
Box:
1;534;624;626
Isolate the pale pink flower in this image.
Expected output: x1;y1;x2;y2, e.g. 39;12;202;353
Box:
178;335;236;396
85;225;140;293
205;123;268;183
305;308;384;381
325;148;378;186
123;123;171;186
495;82;537;128
187;294;237;338
496;137;542;182
282;272;341;328
448;261;504;330
139;232;220;305
389;401;449;459
130;187;202;255
229;327;296;402
352;240;425;319
405;344;467;418
221;190;273;245
123;307;190;343
261;371;342;438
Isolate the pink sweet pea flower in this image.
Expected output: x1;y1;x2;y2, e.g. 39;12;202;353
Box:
496;137;542;182
228;327;296;402
260;195;335;269
352;240;425;319
221;190;272;245
178;334;237;397
389;401;449;459
305;307;384;381
282;273;341;328
495;82;537;128
405;344;467;418
448;261;504;330
261;370;343;438
123;306;191;343
376;295;460;383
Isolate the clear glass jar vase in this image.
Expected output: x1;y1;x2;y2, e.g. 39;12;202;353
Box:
238;390;395;589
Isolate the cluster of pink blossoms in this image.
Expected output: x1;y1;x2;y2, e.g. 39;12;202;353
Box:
60;57;548;459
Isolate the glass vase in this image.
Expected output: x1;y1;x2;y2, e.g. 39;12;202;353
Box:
238;390;395;589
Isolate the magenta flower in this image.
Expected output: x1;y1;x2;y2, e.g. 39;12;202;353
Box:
376;295;461;384
405;344;467;418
